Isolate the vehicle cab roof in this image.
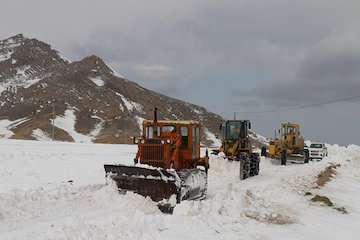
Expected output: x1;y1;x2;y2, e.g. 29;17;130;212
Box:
281;122;300;128
143;120;201;126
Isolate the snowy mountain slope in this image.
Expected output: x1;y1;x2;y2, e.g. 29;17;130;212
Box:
0;139;359;240
0;34;68;94
0;34;223;145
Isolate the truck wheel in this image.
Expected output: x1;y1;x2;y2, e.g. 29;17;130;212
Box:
281;150;287;166
304;149;309;164
261;147;267;157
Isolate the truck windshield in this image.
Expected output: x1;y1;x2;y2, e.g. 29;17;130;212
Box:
310;143;323;148
226;122;241;140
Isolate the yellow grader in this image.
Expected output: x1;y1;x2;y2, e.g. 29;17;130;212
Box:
261;122;309;165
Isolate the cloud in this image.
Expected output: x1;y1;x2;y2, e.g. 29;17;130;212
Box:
1;0;360;145
134;64;172;80
250;30;360;106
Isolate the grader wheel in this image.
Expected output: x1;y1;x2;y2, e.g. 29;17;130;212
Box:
281;150;287;166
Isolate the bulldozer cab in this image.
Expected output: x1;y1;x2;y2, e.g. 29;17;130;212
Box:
104;108;210;212
138;119;205;171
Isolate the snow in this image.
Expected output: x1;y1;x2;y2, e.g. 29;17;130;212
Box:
23;77;42;88
203;127;221;147
0;65;44;94
53;110;104;143
54;109;93;143
0;51;12;62
57;52;72;63
0;118;30;138
0;120;14;138
16;65;31;77
115;92;144;113
89;116;104;137
108;64;126;78
89;76;105;87
31;128;52;141
119;102;125;112
135;116;145;134
192;108;203;115
0;140;360;239
250;131;269;145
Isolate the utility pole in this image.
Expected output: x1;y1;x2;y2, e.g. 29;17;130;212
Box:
233;112;236;120
51;101;55;141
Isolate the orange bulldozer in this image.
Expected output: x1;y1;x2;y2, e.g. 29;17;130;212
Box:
104;108;209;212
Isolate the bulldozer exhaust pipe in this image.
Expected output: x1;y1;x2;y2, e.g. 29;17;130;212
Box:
154;107;158;123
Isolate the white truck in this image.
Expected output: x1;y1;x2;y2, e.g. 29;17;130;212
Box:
306;142;328;160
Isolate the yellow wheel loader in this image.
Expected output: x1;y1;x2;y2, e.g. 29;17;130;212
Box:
261;122;309;165
212;120;260;179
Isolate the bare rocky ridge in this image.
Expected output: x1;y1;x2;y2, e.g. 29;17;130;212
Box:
0;34;225;144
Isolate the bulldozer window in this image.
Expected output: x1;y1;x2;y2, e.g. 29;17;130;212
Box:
181;126;189;148
146;126;160;139
196;127;200;144
162;125;176;133
192;127;200;158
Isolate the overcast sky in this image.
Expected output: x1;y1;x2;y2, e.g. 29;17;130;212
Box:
1;0;359;145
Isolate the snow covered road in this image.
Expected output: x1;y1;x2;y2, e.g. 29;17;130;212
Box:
0;140;359;239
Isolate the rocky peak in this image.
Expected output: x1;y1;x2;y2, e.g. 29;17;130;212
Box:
0;34;69;94
68;55;113;76
0;34;26;48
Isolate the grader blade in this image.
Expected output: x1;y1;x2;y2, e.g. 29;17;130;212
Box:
288;152;309;164
104;164;180;202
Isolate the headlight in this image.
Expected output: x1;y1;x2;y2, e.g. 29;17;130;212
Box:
134;139;139;144
166;139;171;144
161;140;165;144
141;139;145;144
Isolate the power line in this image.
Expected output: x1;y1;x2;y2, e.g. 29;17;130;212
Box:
235;94;360;114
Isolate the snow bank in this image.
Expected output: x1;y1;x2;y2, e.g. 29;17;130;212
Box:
0;140;359;240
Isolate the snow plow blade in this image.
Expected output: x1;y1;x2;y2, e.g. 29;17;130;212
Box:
104;164;208;213
104;164;179;203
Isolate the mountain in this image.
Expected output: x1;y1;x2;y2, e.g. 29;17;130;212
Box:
0;34;224;145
